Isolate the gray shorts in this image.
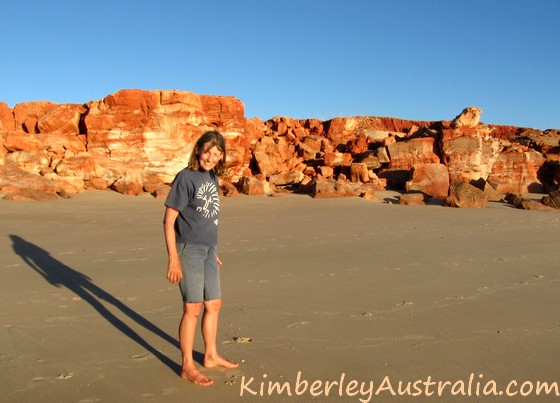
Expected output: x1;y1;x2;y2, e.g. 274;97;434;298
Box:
177;243;221;303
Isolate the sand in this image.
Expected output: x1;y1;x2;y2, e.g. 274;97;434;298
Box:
1;190;559;402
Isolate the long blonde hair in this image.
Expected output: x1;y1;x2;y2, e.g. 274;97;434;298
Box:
187;131;227;176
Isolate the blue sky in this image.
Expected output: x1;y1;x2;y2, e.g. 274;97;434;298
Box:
2;0;559;130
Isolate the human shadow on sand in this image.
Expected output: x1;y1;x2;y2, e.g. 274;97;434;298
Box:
9;234;203;375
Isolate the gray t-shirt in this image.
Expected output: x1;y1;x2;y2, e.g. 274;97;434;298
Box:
165;168;220;245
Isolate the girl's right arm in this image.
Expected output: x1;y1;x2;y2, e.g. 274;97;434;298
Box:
163;207;182;284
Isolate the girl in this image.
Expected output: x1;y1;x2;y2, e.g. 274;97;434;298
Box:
163;131;238;386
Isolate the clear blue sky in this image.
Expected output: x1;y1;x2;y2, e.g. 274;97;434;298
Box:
2;0;559;130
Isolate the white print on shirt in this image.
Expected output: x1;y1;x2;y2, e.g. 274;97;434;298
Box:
196;181;219;220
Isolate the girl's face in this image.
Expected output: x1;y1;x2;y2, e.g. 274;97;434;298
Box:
197;142;223;171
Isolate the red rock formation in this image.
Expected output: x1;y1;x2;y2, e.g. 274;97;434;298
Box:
304;179;382;198
399;193;425;205
38;104;86;134
84;89;249;184
237;175;270;195
505;192;559;211
0;93;558;206
0;102;15;131
446;181;487;208
487;149;546;193
387;137;440;170
405;163;450;198
13;101;58;133
450;106;482;129
440;128;501;183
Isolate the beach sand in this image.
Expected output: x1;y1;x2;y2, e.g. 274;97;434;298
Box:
1;191;559;402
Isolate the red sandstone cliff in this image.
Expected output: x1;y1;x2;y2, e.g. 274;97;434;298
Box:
0;90;558;206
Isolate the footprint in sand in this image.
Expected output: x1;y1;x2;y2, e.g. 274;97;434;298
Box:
132;353;153;361
142;393;156;398
233;337;253;343
436;295;464;302
287;321;309;328
163;387;179;396
397;301;414;307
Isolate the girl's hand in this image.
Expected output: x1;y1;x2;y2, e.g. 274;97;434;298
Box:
217;256;223;266
166;259;183;284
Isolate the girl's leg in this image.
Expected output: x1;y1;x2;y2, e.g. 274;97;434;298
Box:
179;302;213;386
202;298;238;369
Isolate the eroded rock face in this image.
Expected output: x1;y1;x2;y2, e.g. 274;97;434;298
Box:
487;149;546;193
13;101;58;133
387;137;441;170
84;89;249;183
1;90;257;199
0;94;558;204
405;163;449;198
440;128;502;183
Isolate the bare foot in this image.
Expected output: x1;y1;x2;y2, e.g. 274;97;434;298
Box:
204;355;239;369
181;366;214;386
